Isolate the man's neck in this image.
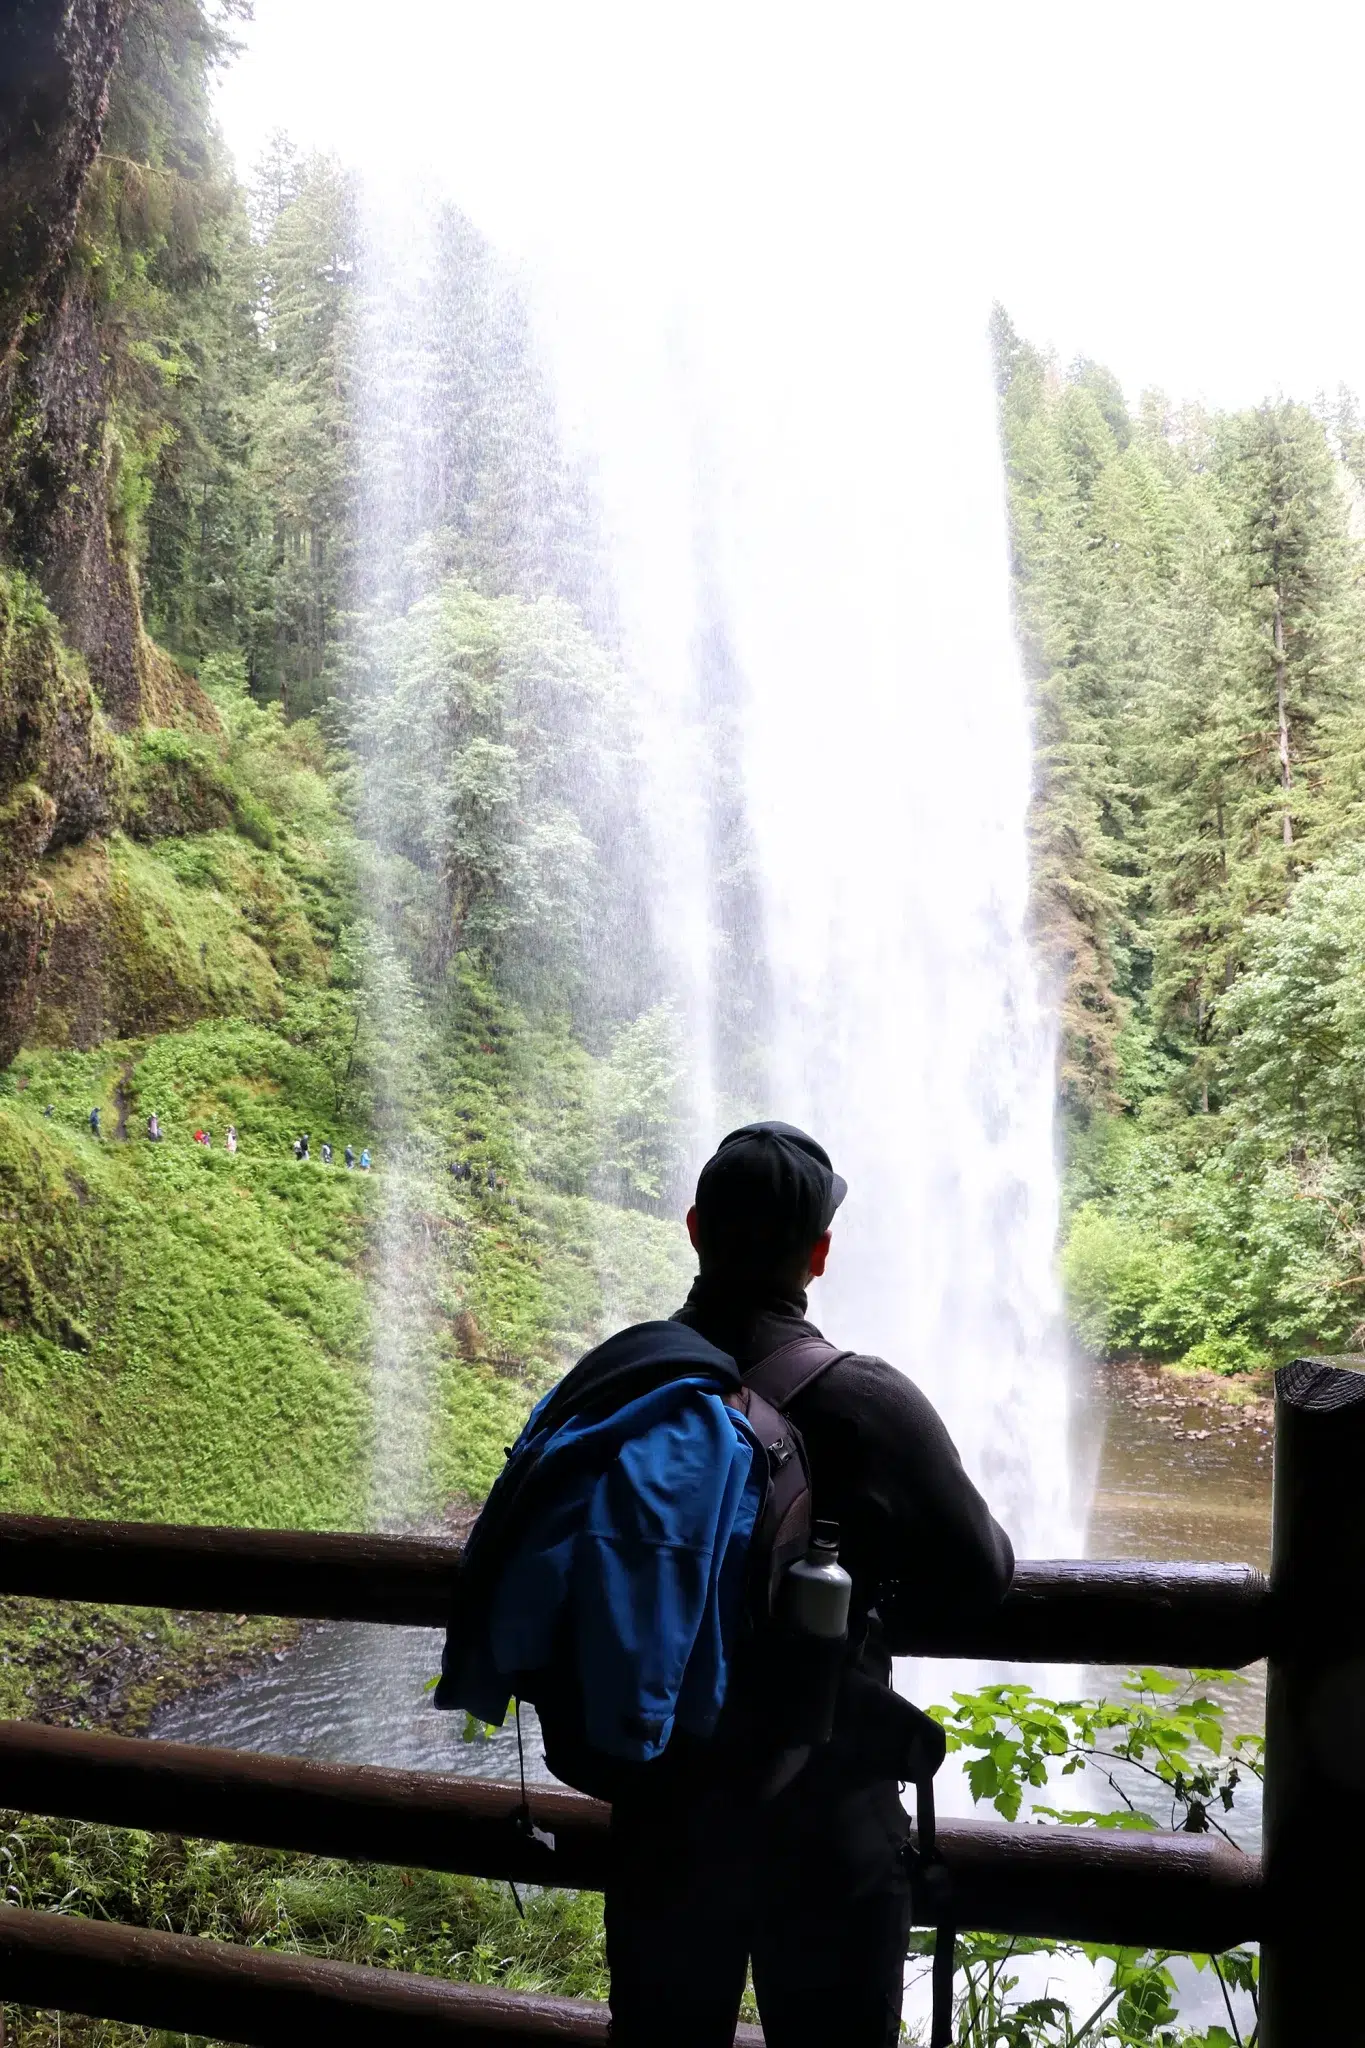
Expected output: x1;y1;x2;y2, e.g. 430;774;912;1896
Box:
679;1271;813;1357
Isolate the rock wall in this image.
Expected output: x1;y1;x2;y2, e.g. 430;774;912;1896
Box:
0;569;120;1063
0;0;127;376
0;0;217;1063
5;275;149;727
0;0;210;732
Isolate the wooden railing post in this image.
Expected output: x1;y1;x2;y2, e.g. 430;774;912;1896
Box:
1261;1359;1365;2045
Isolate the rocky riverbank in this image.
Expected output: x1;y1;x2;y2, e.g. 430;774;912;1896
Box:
1103;1355;1274;1432
0;1596;303;1732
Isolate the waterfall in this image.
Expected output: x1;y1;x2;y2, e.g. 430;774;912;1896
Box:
727;328;1075;1556
533;299;1077;1555
255;13;1079;1556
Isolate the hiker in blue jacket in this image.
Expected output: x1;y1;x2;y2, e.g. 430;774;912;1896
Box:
604;1122;1015;2048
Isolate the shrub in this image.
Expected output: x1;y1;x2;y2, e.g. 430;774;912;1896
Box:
1177;1332;1273;1377
1060;1204;1205;1358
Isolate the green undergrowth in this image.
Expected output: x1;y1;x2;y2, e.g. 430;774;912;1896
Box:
30;834;290;1044
0;1013;689;1540
0;676;692;1718
0;1812;610;2047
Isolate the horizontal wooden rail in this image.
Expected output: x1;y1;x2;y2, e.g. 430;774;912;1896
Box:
0;1719;614;1892
896;1559;1271;1668
0;1513;1273;1665
0;1901;766;2043
0;1513;459;1626
0;1721;1263;1951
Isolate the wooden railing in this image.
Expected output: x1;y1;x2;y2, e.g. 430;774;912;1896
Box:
0;1355;1357;2044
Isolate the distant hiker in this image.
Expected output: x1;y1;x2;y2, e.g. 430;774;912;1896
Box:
194;1129;207;1146
43;1104;54;1119
437;1121;1014;2048
293;1133;309;1161
88;1107;101;1138
359;1148;371;1171
344;1144;355;1169
321;1141;333;1165
226;1126;238;1156
146;1111;162;1142
486;1165;496;1190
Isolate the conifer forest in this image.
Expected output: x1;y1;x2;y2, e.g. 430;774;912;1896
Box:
1000;313;1365;1373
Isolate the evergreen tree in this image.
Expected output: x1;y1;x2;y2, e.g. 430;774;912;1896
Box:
996;313;1131;1111
77;0;264;663
247;151;359;710
1213;401;1362;863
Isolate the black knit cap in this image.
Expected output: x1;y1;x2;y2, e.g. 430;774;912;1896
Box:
693;1121;847;1263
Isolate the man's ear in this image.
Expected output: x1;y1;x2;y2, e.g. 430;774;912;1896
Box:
686;1204;701;1253
807;1230;832;1281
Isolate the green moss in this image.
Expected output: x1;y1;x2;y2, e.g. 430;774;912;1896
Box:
0;567;120;829
120;724;283;852
29;836;286;1046
0;1108;103;1348
0;1036;373;1527
153;832;325;984
121;726;232;838
0;993;692;1541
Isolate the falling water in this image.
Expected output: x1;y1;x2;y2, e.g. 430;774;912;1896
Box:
349;179;444;1528
215;4;1082;1559
342;195;1073;1550
534;294;1076;1555
727;327;1074;1554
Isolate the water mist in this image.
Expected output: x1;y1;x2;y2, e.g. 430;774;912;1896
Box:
535;289;1076;1558
298;13;1081;1555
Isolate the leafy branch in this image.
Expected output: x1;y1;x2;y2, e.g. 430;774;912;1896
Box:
911;1673;1263;2044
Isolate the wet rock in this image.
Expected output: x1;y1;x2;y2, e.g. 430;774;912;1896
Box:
0;0;126;383
1;1;216;737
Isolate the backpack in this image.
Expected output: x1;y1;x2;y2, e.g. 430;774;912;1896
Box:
434;1318;851;1801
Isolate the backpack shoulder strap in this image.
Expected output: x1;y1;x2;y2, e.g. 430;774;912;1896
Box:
741;1335;853;1412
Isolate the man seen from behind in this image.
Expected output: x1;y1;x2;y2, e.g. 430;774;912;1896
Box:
605;1121;1015;2048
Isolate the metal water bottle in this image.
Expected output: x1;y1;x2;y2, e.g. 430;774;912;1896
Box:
776;1520;852;1750
782;1519;853;1640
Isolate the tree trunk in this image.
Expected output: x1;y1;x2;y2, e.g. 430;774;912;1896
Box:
1274;601;1293;846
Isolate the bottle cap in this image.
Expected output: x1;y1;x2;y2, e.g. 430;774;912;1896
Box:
813;1519;840;1550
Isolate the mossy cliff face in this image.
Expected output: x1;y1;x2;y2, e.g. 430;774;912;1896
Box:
0;0;210;735
5;271;218;733
0;0;126;377
0;570;120;1063
27;835;288;1048
0;0;221;1058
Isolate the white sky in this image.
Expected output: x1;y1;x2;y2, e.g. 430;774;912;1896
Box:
213;0;1365;414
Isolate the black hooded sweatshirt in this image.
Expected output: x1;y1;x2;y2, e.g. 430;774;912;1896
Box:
673;1275;1015;1689
605;1278;1016;1903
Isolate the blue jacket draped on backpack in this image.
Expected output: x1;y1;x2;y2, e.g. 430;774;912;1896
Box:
439;1323;763;1762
